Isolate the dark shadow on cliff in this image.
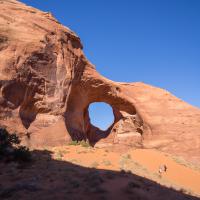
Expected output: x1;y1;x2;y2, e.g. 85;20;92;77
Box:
0;149;199;200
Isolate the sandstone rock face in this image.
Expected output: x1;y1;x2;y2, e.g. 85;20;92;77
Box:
0;0;200;163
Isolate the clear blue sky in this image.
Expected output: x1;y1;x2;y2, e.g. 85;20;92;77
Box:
20;0;200;129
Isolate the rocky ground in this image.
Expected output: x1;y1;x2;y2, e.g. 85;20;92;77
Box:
0;144;200;200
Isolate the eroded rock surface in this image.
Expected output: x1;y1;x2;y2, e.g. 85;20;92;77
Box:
0;0;200;164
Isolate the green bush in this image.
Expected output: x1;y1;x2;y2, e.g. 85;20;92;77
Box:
0;128;31;162
80;140;90;147
69;140;80;146
13;146;31;162
69;139;90;147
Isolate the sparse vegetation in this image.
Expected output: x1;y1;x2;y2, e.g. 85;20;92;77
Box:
102;159;112;166
119;153;133;171
80;140;90;147
171;155;200;172
104;171;115;179
76;149;87;154
90;161;99;168
69;140;80;146
69;139;90;147
122;153;132;159
124;180;141;194
55;150;63;160
84;171;104;187
53;148;71;161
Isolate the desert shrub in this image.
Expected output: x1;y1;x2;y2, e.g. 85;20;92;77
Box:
0;128;31;162
102;159;112;166
13;146;31;162
90;161;99;168
80;140;90;147
69;139;90;147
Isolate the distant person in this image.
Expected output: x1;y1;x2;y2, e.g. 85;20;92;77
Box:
158;164;167;177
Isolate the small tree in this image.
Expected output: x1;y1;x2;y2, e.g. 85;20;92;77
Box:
0;128;31;162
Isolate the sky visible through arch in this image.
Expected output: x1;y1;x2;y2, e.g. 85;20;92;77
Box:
20;0;200;129
89;103;114;131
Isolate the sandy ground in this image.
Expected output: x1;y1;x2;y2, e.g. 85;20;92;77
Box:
0;144;200;200
129;149;200;195
50;145;200;196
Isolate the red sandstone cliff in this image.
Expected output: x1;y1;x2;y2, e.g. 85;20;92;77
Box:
0;0;199;164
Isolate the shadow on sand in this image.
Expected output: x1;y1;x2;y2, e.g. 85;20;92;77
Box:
0;149;199;200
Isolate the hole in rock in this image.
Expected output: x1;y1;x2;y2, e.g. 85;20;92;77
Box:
88;102;114;131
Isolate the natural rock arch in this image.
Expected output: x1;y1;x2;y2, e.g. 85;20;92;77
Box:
64;68;144;146
1;0;200;164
